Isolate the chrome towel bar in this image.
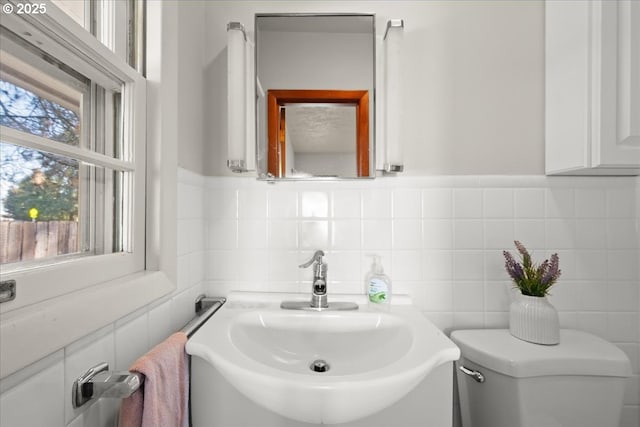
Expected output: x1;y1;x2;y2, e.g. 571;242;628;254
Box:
72;362;142;408
72;296;225;408
182;296;226;337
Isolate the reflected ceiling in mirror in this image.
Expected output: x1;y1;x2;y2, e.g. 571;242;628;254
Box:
255;14;375;179
288;105;356;153
288;104;356;177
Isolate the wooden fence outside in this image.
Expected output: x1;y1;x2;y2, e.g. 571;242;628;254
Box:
0;220;79;264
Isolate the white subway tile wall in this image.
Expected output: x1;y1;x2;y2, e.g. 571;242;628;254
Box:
203;174;639;426
1;171;638;427
0;169;207;427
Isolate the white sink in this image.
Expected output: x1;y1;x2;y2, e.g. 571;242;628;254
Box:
186;292;460;424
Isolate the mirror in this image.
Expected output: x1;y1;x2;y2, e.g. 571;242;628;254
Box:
255;14;375;179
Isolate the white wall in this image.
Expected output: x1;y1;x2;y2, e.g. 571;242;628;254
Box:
204;1;544;176
258;31;373;91
294;153;357;177
176;3;206;175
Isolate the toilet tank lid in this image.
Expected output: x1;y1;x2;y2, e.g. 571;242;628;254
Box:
450;329;631;378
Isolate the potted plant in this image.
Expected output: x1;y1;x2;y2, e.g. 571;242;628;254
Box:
503;241;562;345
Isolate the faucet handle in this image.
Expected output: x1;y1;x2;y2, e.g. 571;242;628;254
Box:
299;250;325;269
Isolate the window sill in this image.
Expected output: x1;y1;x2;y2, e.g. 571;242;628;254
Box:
0;271;174;378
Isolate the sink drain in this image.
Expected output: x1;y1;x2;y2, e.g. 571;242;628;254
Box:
310;359;330;373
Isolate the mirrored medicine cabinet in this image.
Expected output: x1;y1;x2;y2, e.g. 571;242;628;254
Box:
255;13;376;180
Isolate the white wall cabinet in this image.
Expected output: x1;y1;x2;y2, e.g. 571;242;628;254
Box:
546;0;640;175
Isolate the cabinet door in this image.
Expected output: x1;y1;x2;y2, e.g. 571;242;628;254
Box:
592;0;640;169
545;0;639;175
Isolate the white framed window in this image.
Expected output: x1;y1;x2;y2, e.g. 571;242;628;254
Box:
0;0;146;310
0;0;174;380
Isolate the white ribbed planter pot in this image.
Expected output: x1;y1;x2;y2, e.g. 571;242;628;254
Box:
509;294;560;345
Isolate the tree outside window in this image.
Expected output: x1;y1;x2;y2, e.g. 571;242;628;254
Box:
1;80;80;262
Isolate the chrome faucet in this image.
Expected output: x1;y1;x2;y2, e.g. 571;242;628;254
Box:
280;250;358;311
299;250;328;309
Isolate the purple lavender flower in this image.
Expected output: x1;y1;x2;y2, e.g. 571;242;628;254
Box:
503;250;525;281
514;240;532;268
541;253;561;285
537;259;549;280
514;240;529;258
503;241;561;297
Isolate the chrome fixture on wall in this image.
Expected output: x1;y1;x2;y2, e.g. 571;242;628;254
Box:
227;21;255;173
72;362;141;408
383;19;405;173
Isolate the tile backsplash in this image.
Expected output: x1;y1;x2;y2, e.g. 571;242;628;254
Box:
201;173;639;426
202;175;638;331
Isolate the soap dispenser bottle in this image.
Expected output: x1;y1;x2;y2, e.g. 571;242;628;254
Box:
366;255;392;307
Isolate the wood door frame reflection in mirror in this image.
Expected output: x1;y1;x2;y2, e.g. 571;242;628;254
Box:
267;89;369;178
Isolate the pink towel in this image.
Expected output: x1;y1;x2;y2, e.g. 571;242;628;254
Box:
118;332;189;427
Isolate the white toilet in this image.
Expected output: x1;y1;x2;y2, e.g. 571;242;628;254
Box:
451;329;631;427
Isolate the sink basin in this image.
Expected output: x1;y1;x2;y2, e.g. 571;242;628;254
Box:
186;292;460;424
230;310;412;376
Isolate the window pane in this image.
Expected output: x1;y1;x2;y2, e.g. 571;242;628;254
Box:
0;28;130;269
0;142;127;265
0;79;81;146
0;50;87;146
0;142;80;263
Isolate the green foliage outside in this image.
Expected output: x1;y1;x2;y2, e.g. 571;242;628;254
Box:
3;169;78;221
1;80;80;221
